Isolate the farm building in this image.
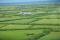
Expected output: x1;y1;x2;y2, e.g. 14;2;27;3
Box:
18;12;32;15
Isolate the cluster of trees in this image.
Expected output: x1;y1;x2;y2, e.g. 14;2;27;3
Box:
26;29;51;40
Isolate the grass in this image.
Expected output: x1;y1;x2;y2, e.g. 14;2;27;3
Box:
39;32;60;40
0;5;60;40
0;30;43;40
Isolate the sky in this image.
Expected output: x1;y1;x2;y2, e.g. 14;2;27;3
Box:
0;0;60;3
0;0;43;3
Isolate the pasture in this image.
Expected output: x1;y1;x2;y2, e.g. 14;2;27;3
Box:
0;5;60;40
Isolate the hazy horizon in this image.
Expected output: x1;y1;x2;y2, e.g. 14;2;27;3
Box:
0;0;60;3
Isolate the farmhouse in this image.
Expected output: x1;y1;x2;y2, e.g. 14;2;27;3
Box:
19;12;32;15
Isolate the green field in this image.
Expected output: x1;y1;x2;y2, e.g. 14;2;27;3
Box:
0;4;60;40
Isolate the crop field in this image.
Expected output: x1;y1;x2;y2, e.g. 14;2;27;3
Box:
0;4;60;40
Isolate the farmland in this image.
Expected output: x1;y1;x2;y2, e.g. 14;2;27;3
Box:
0;4;60;40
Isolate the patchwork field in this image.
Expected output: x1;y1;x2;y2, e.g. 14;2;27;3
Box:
0;5;60;40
